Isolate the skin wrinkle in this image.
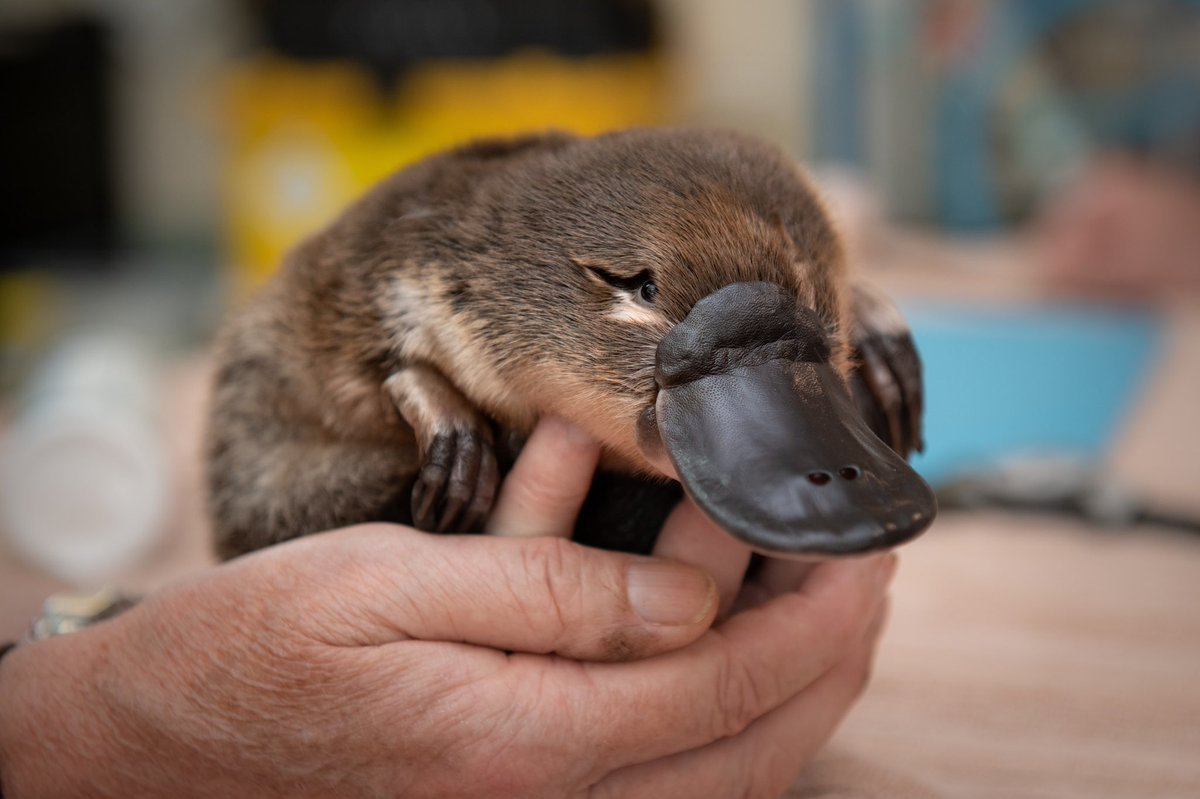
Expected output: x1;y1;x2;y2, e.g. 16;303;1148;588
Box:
709;592;841;741
315;644;496;793
91;631;184;797
709;630;772;742
406;547;479;641
333;578;422;649
520;539;578;649
444;667;560;798
120;607;340;784
566;667;639;788
537;664;620;792
423;700;508;787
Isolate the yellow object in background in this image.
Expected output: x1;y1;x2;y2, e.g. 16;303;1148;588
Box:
0;273;55;348
0;273;60;393
223;53;670;292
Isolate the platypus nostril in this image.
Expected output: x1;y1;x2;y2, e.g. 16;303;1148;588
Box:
807;471;832;486
838;466;861;481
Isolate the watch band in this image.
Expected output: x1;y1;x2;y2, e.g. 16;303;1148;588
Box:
27;589;136;642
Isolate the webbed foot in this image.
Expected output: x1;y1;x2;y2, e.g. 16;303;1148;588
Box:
847;281;925;458
385;365;499;532
411;425;498;532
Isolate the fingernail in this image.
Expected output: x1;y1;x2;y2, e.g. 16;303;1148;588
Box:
627;561;716;626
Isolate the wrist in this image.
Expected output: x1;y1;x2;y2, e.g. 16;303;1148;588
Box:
0;628;128;798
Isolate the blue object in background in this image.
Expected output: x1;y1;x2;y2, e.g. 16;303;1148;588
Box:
811;0;1200;231
902;302;1164;486
934;0;1200;230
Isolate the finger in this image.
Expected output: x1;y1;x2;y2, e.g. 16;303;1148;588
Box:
486;416;600;538
734;552;895;622
276;525;717;661
592;616;880;799
574;554;893;770
751;558;817;598
653;498;752;619
754;552;895;600
730;557;815;614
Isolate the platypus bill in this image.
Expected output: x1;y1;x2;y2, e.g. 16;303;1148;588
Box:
207;128;936;561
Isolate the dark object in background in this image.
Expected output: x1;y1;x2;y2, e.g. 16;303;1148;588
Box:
249;0;658;88
0;17;117;268
938;458;1200;536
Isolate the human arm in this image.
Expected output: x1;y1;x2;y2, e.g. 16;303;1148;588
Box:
0;418;891;799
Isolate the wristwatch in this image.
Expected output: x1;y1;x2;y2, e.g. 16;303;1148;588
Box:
1;588;133;656
0;588;135;667
24;587;136;642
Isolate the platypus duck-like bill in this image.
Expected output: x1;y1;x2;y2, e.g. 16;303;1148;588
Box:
639;281;937;558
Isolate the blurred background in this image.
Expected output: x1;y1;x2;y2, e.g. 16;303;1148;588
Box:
1;1;1198;794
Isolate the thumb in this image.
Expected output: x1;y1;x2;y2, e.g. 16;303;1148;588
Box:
281;525;718;662
485;415;601;538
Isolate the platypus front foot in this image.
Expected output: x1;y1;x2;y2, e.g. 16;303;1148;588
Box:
385;365;499;532
410;424;498;532
847;281;925;458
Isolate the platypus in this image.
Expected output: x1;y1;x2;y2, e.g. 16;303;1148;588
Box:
206;128;934;561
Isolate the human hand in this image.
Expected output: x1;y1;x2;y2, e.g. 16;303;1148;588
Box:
0;417;892;799
488;414;891;625
490;416;896;795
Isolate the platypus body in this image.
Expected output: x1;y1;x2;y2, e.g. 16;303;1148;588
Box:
207;128;934;561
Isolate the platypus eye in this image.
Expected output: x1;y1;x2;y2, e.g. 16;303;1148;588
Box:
638;280;658;305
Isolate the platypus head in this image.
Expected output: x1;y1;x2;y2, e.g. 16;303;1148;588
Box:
644;281;933;556
429;129;935;557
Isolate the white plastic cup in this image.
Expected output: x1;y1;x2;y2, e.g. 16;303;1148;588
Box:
0;336;169;586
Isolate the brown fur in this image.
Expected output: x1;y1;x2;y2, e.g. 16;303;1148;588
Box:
206;128;852;559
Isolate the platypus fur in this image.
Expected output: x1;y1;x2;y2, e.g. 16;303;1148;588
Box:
206;128;935;561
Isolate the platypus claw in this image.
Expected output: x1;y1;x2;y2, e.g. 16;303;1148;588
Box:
848;284;925;458
385;364;500;533
411;426;498;533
